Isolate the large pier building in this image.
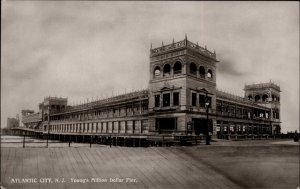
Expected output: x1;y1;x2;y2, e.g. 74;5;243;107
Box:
20;37;281;139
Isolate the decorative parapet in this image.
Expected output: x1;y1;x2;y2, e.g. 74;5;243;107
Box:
151;40;186;54
150;39;217;60
244;82;280;91
186;41;216;58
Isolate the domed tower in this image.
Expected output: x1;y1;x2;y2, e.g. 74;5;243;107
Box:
148;35;219;136
244;82;281;134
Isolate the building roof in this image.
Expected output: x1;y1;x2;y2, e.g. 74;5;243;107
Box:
244;82;280;92
64;89;149;113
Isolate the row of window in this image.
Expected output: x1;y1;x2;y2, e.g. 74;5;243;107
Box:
191;92;212;108
248;94;280;103
154;92;180;108
216;101;279;119
50;104;148;121
153;61;213;79
48;105;66;111
216;111;271;120
189;63;213;78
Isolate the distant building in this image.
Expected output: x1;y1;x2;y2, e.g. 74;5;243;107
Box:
21;36;281;137
7;116;19;129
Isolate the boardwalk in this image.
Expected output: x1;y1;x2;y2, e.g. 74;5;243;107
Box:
1;140;299;189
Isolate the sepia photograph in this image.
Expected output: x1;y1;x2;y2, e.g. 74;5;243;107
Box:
1;1;299;189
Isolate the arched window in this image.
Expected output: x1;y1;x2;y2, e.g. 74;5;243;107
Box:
255;95;260;102
248;95;253;100
153;66;161;78
174;61;182;74
190;62;197;75
207;69;213;78
262;94;268;102
163;64;171;76
199;66;205;78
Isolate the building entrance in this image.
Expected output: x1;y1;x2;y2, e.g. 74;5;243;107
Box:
192;118;212;135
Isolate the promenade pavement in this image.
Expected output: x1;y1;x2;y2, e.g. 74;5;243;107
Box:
1;138;299;189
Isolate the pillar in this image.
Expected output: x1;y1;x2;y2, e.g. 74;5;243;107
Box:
220;121;223;136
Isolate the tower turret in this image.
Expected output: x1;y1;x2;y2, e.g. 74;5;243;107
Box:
244;82;281;134
148;36;219;135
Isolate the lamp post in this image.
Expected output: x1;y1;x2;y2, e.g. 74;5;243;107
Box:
205;93;210;145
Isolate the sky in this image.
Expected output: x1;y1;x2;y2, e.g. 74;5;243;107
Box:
1;1;299;133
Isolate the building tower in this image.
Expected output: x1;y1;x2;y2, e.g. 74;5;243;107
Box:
148;35;219;135
244;82;281;134
39;97;68;131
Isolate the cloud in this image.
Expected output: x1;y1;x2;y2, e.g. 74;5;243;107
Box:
217;54;250;77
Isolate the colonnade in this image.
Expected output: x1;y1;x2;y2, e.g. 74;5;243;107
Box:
216;121;272;138
48;119;149;135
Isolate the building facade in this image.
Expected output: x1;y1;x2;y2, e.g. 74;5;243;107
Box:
21;37;281;137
